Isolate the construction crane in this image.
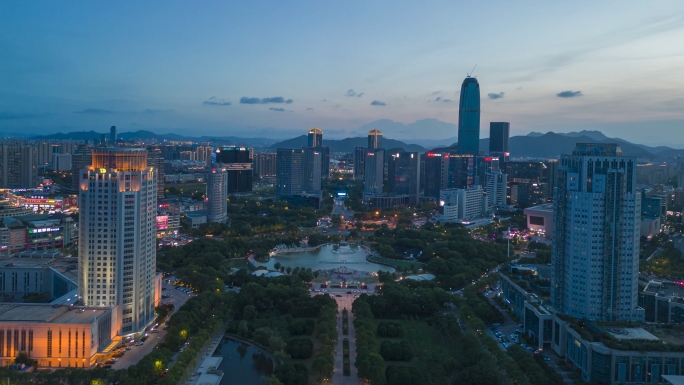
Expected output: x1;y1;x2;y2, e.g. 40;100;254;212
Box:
467;64;477;77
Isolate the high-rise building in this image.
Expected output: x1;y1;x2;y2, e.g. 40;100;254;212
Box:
78;148;158;335
276;148;304;199
367;129;383;149
457;77;480;155
302;147;322;193
254;152;277;178
52;153;72;171
308;127;323;147
353;147;366;180
110;126;117;145
388;152;421;205
146;147;165;199
216;147;253;193
363;149;384;194
489;122;510;163
438;186;483;220
485;159;507;212
423;152;477;199
206;166;228;223
195;145;213;168
71;144;92;192
551;143;644;322
0;144;36;188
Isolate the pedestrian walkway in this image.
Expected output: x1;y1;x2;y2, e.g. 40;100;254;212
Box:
332;295;359;385
186;330;225;385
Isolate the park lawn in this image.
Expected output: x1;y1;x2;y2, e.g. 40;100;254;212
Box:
367;255;420;270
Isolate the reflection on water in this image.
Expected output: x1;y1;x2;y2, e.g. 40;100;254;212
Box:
215;338;272;385
262;244;395;273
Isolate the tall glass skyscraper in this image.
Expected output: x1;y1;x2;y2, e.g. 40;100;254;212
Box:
307;127;322;147
457;77;480;155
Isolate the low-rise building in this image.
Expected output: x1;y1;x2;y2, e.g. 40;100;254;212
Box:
523;203;554;238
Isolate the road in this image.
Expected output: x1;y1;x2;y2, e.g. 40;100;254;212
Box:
109;277;193;369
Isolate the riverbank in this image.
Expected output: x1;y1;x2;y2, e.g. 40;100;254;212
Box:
269;242;363;256
366;254;424;270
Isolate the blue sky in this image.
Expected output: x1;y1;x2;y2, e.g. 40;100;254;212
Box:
2;1;684;145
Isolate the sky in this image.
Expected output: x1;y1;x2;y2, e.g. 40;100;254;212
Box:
2;1;684;146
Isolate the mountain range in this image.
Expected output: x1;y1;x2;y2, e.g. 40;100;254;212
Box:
26;124;684;160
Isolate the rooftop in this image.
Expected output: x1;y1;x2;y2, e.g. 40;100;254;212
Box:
0;304;109;324
601;327;659;341
643;280;684;301
523;203;554;214
0;254;79;283
572;143;622;157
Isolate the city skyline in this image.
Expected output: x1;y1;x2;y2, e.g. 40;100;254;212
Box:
2;2;684;146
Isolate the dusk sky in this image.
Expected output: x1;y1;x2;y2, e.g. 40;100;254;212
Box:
2;1;684;146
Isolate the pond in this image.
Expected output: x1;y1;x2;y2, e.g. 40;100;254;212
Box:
261;243;395;273
214;338;273;385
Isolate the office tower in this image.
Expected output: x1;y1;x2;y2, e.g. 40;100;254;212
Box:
0;144;36;188
353;147;366;180
319;146;331;179
363;149;384;194
52;153;72;171
439;186;483;220
206;167;228;223
489;122;510;154
367;129;383;149
485;159;507;212
72;144;92;192
146;147;165;199
216;147;253;193
423;152;477;199
388;152;421;205
110;126;117;145
302;147;322;193
552;143;643;322
276;149;304;199
308;127;323;147
489;122;510;165
254;152;277;178
100;133;108;146
457;77;480;155
78;148;157;334
438;189;459;223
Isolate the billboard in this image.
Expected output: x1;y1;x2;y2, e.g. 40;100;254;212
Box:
156;216;169;230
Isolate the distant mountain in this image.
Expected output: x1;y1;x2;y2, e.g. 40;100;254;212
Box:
356;118;458;145
31;130;278;147
270;135;425;153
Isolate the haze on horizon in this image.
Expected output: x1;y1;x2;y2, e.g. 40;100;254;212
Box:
2;1;684;146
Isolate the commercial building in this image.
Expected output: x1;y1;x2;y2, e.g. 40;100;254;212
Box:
110;126;117;145
387;152;420;206
639;280;684;324
523;203;554;238
308;127;322;147
436;189;459;223
206;167;228;223
71;145;92;193
457;77;480;155
489;122;510;160
367;129;383;149
423;152;477;200
353;147;365;180
436;186;483;221
552;143;643;322
216;147;253;194
146;147;165;199
302;148;322;194
78;148;158;335
363;149;384;195
276;149;303;199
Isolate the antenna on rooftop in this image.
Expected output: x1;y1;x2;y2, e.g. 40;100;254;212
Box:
467;64;478;77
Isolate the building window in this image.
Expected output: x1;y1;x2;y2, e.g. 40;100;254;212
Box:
47;330;52;358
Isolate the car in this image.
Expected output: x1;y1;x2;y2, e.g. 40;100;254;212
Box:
543;357;551;361
102;364;112;369
126;346;131;350
105;359;117;364
335;294;342;297
179;347;186;353
347;291;352;294
135;341;144;346
151;329;159;333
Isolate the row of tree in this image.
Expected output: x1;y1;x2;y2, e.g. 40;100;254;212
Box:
353;299;387;385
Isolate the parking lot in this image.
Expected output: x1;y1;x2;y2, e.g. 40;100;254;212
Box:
106;276;193;369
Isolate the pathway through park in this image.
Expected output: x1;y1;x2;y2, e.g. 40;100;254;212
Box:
332;294;359;385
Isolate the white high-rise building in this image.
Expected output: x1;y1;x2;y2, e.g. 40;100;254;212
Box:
457;185;484;219
485;159;507;213
437;189;459;223
207;166;228;223
79;148;159;335
552;143;644;322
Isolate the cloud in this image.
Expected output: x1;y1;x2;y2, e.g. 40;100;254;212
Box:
240;96;293;104
144;109;174;114
269;107;286;112
430;97;452;103
431;91;442;95
488;92;505;100
345;89;364;97
556;90;583;98
203;97;231;106
0;112;50;120
75;108;115;114
370;100;386;106
306;108;314;110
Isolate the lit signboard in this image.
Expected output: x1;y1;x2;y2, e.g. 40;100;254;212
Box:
156;216;169;230
29;227;60;234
